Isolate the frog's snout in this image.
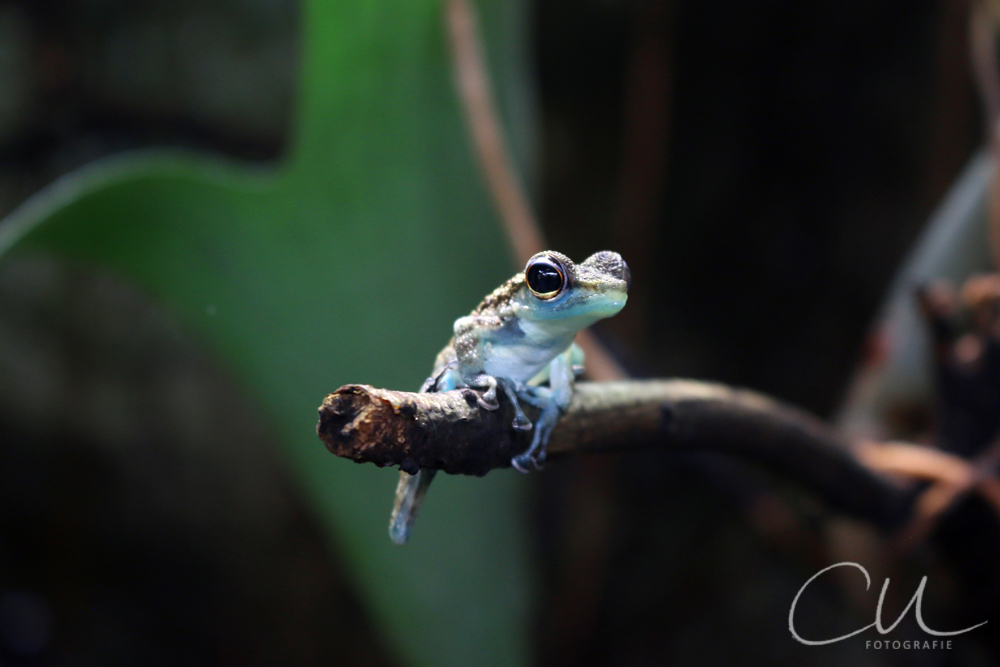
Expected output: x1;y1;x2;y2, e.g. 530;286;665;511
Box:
581;250;630;292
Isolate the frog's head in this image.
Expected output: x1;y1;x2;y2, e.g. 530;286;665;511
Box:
514;250;629;326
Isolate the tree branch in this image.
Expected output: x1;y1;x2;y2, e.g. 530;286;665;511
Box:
317;380;910;529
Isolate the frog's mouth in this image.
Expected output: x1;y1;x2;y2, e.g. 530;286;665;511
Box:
532;286;628;320
573;288;629;318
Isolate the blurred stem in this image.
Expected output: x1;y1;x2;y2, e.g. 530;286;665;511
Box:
444;0;627;380
609;0;676;352
445;0;543;265
970;0;1000;268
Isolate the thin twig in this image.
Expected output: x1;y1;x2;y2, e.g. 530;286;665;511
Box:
318;380;909;528
969;0;1000;268
970;0;1000;123
445;0;544;265
443;0;628;381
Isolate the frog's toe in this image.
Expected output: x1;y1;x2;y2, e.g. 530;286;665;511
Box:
511;454;533;473
477;393;500;410
511;415;533;431
511;452;546;472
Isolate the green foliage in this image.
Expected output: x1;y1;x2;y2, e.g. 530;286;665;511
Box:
0;1;533;665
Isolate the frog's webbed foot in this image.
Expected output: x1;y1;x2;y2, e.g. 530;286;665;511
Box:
511;454;538;474
511;407;558;472
465;373;500;410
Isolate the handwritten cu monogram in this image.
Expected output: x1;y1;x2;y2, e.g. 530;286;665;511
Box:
789;562;988;646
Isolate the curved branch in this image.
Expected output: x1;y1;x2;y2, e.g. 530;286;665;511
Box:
317;380;910;529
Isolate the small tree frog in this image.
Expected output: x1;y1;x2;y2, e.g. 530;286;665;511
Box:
389;250;630;544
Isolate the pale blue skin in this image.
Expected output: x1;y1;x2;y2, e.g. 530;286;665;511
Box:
389;250;629;544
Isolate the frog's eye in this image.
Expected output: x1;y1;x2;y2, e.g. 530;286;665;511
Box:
526;256;566;299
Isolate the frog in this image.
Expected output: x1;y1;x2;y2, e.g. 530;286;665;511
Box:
389;250;630;544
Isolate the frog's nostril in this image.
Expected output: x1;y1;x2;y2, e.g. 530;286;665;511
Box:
622;261;632;291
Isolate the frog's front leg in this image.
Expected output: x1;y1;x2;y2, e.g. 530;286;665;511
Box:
512;347;575;472
462;371;499;409
420;359;458;393
454;314;507;410
458;372;536;433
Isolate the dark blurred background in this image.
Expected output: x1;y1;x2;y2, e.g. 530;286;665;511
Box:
0;0;992;665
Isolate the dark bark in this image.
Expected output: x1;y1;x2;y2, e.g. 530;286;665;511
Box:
318;380;910;529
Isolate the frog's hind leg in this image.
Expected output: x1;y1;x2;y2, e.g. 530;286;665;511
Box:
511;407;560;472
512;348;575;473
517;384;551;409
389;469;437;545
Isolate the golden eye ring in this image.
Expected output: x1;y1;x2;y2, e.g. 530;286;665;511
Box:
526;255;566;300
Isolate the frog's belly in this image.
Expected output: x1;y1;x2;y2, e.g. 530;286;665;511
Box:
482;341;566;384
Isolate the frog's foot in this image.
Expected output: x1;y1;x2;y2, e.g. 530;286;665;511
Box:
511;405;559;473
419;374;438;394
466;373;500;410
420;360;458;393
498;379;532;431
511;451;545;473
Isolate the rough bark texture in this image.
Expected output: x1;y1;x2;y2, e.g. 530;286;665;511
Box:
318;380;910;528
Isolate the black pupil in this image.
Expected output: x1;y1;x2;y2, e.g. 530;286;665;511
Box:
527;263;563;294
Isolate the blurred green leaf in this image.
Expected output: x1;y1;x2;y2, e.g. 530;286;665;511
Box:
0;1;534;665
